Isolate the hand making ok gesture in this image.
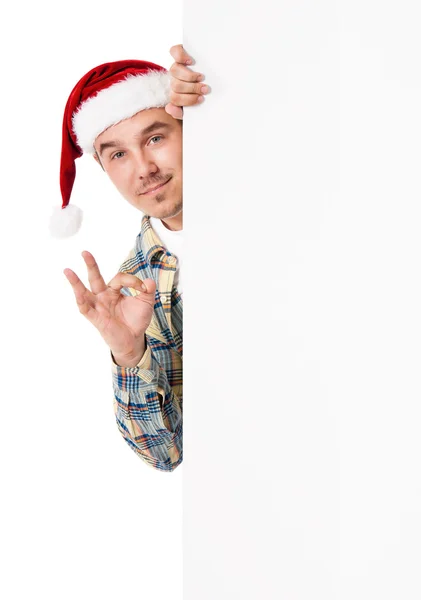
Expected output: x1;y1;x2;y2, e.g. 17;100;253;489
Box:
64;251;156;368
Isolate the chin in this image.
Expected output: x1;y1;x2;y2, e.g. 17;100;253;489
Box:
152;198;182;218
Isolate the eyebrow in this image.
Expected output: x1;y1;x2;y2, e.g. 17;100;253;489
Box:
98;121;172;156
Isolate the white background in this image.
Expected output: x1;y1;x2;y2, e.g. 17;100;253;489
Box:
0;2;182;599
2;1;421;599
184;1;421;599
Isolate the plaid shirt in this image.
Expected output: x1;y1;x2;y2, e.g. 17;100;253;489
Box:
111;214;183;472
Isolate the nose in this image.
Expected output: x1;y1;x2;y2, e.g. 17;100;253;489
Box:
133;148;159;179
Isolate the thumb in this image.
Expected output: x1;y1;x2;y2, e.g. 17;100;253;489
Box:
140;278;156;294
165;103;184;120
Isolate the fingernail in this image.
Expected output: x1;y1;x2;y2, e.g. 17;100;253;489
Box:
197;96;205;103
185;59;193;65
197;74;205;82
141;283;147;292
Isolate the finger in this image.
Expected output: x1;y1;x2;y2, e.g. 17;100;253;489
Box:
81;250;107;294
169;44;195;65
169;90;205;108
107;272;154;294
63;269;98;322
171;78;209;97
139;278;156;295
63;268;95;304
165;103;184;120
169;61;204;83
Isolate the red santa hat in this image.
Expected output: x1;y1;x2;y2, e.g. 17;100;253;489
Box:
50;59;171;238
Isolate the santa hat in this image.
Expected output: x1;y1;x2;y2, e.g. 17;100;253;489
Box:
50;59;171;238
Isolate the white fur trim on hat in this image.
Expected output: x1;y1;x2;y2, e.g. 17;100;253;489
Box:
72;70;171;154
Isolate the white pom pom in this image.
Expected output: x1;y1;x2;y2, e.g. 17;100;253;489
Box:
49;204;83;239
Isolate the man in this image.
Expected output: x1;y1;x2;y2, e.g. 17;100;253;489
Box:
53;45;209;472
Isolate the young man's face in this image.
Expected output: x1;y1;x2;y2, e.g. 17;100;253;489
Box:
93;107;183;230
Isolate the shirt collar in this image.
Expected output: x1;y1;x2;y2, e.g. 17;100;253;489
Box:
140;214;167;263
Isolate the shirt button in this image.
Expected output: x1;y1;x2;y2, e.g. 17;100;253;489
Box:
160;294;168;304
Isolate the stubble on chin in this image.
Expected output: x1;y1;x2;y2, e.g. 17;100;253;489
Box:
159;198;183;219
149;183;182;215
132;194;182;219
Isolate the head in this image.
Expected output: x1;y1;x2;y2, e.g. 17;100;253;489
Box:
53;61;180;239
92;107;183;230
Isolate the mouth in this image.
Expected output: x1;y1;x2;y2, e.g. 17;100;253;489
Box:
140;178;171;196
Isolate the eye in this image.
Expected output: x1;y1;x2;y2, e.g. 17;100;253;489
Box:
111;151;125;160
149;135;163;145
